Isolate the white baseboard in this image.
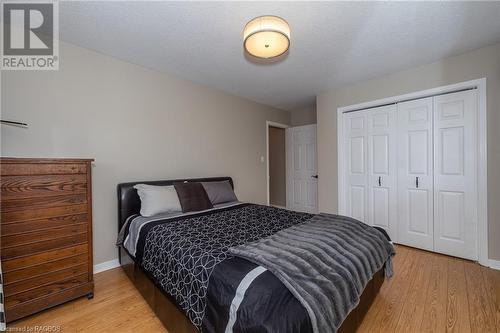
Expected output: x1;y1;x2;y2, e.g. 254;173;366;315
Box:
93;258;120;274
489;259;500;271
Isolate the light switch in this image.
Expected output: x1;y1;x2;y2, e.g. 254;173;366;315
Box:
260;155;265;163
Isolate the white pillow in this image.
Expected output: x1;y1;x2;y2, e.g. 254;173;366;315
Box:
134;184;182;217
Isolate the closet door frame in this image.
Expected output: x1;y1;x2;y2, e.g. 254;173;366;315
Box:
337;78;488;266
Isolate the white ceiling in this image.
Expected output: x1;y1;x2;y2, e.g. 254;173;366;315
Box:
59;1;500;111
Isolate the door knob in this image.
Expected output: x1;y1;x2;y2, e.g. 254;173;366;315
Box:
416;177;419;188
311;175;318;179
378;176;382;186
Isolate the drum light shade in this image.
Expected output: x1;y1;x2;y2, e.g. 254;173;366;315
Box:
243;16;290;59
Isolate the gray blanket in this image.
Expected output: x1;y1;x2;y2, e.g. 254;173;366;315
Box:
229;213;395;333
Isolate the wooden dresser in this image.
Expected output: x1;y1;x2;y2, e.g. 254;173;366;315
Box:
0;158;94;322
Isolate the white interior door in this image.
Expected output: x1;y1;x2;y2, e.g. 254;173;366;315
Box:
433;90;478;260
367;105;398;238
286;125;318;213
343;111;368;223
397;97;434;251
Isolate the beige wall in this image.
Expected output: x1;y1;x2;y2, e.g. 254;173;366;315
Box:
290;105;317;126
269;126;286;207
317;43;500;260
1;41;290;265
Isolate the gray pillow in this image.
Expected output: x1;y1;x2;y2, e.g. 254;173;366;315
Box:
133;184;182;217
201;181;238;205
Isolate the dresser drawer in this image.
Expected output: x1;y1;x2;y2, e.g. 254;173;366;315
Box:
1;204;88;223
4;264;89;297
1;213;88;235
1;174;88;200
5;282;93;322
3;253;88;283
5;274;89;309
1;163;87;176
1;234;88;260
2;194;87;212
2;224;88;248
2;244;88;272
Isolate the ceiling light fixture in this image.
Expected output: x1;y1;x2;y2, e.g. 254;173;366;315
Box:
243;16;290;59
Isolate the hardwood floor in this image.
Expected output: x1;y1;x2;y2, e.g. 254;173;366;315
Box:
8;245;500;332
8;267;165;333
357;245;500;333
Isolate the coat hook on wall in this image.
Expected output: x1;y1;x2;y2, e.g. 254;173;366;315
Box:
0;120;28;128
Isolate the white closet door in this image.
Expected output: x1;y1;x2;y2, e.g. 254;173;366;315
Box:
344;111;368;223
433;90;478;260
397;97;434;250
367;105;397;238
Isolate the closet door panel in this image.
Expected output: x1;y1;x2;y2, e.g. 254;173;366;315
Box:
350;136;365;174
372;135;389;174
344;112;368;224
397;97;434;250
438;191;465;241
367;105;397;237
407;189;430;234
408;130;428;174
372;187;389;228
433;90;477;260
350;186;366;222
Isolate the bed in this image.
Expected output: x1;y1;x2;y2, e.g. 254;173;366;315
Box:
116;177;394;333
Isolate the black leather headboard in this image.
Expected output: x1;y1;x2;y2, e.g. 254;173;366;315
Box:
117;177;234;231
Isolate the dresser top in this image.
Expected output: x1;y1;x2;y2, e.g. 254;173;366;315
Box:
0;157;94;163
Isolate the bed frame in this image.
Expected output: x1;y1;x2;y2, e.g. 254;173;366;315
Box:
117;177;384;333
